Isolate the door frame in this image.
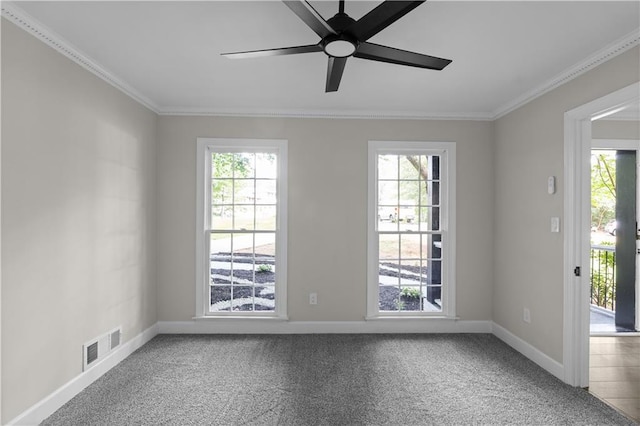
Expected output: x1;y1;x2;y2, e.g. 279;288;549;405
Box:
564;82;640;387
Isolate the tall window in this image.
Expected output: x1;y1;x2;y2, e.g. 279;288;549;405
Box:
367;141;456;318
196;139;287;318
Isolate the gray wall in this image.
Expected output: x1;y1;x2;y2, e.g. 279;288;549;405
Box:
156;117;495;322
493;47;640;363
1;20;158;422
592;119;640;140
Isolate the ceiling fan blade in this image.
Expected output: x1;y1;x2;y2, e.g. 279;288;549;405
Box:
354;42;452;70
347;1;425;41
222;44;322;59
326;56;347;92
282;1;336;38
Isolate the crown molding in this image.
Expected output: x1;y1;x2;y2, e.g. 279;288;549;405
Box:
158;107;494;121
1;2;161;114
492;28;640;120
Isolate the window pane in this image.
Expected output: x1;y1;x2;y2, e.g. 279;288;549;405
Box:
211;179;232;205
400;234;420;259
379;284;400;312
379;234;399;260
419;155;430;178
234;153;255;178
255;232;276;258
255;153;277;179
232;285;254;311
399;286;422;311
424;260;442;285
419;207;440;231
422;288;442;312
399;181;420;205
378;207;399;229
210;233;231;285
400;260;421;286
234;179;254;204
419;181;428;206
231;259;254;286
379;262;399;287
212;153;235;178
255;180;277;204
210;285;231;311
255;206;276;230
399;219;418;232
254;285;276;311
398;205;418;231
421;234;442;260
234;205;254;230
399;156;420;180
232;230;252;252
211;206;233;230
430;181;441;206
378;180;398;205
431;155;441;180
378;155;398;180
231;239;254;288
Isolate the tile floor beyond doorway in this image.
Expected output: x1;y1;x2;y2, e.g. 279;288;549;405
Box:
589;336;640;422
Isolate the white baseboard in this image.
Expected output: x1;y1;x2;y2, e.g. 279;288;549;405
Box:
158;319;493;334
491;322;564;381
8;324;159;426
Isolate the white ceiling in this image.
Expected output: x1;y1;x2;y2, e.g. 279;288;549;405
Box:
5;1;640;119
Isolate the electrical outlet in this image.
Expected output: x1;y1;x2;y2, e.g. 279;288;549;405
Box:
523;308;531;324
309;293;317;305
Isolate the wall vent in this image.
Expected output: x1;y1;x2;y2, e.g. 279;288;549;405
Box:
86;342;99;365
110;329;121;350
83;326;123;371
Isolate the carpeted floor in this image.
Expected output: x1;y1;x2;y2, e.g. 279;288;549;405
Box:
42;334;637;425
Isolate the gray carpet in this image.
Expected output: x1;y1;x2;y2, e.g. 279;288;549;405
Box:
42;334;636;425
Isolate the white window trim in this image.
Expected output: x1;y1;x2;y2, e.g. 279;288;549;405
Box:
366;140;456;319
195;138;288;319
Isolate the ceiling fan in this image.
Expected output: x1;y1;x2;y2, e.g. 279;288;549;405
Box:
221;0;452;92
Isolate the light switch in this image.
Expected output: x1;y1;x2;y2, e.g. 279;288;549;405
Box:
548;176;556;194
551;217;560;233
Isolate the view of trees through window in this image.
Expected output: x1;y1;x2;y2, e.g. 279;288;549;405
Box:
209;152;278;312
377;154;443;312
591;150;616;235
590;150;617;311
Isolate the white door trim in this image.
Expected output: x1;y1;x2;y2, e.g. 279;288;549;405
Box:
563;82;640;387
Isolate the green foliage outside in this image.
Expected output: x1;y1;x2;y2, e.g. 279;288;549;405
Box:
400;287;421;299
394;299;406;310
257;264;272;273
211;153;251;213
591;151;616;231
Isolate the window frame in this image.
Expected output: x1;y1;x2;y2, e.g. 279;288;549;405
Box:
367;140;456;319
195;138;288;319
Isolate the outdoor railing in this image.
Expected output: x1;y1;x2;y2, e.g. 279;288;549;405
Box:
590;245;616;311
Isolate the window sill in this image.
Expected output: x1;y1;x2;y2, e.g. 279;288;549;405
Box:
193;315;289;321
365;315;459;321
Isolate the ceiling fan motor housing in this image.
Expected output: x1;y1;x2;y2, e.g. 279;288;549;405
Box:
322;13;358;58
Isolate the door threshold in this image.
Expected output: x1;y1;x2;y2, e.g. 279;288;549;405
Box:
590;331;640;337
